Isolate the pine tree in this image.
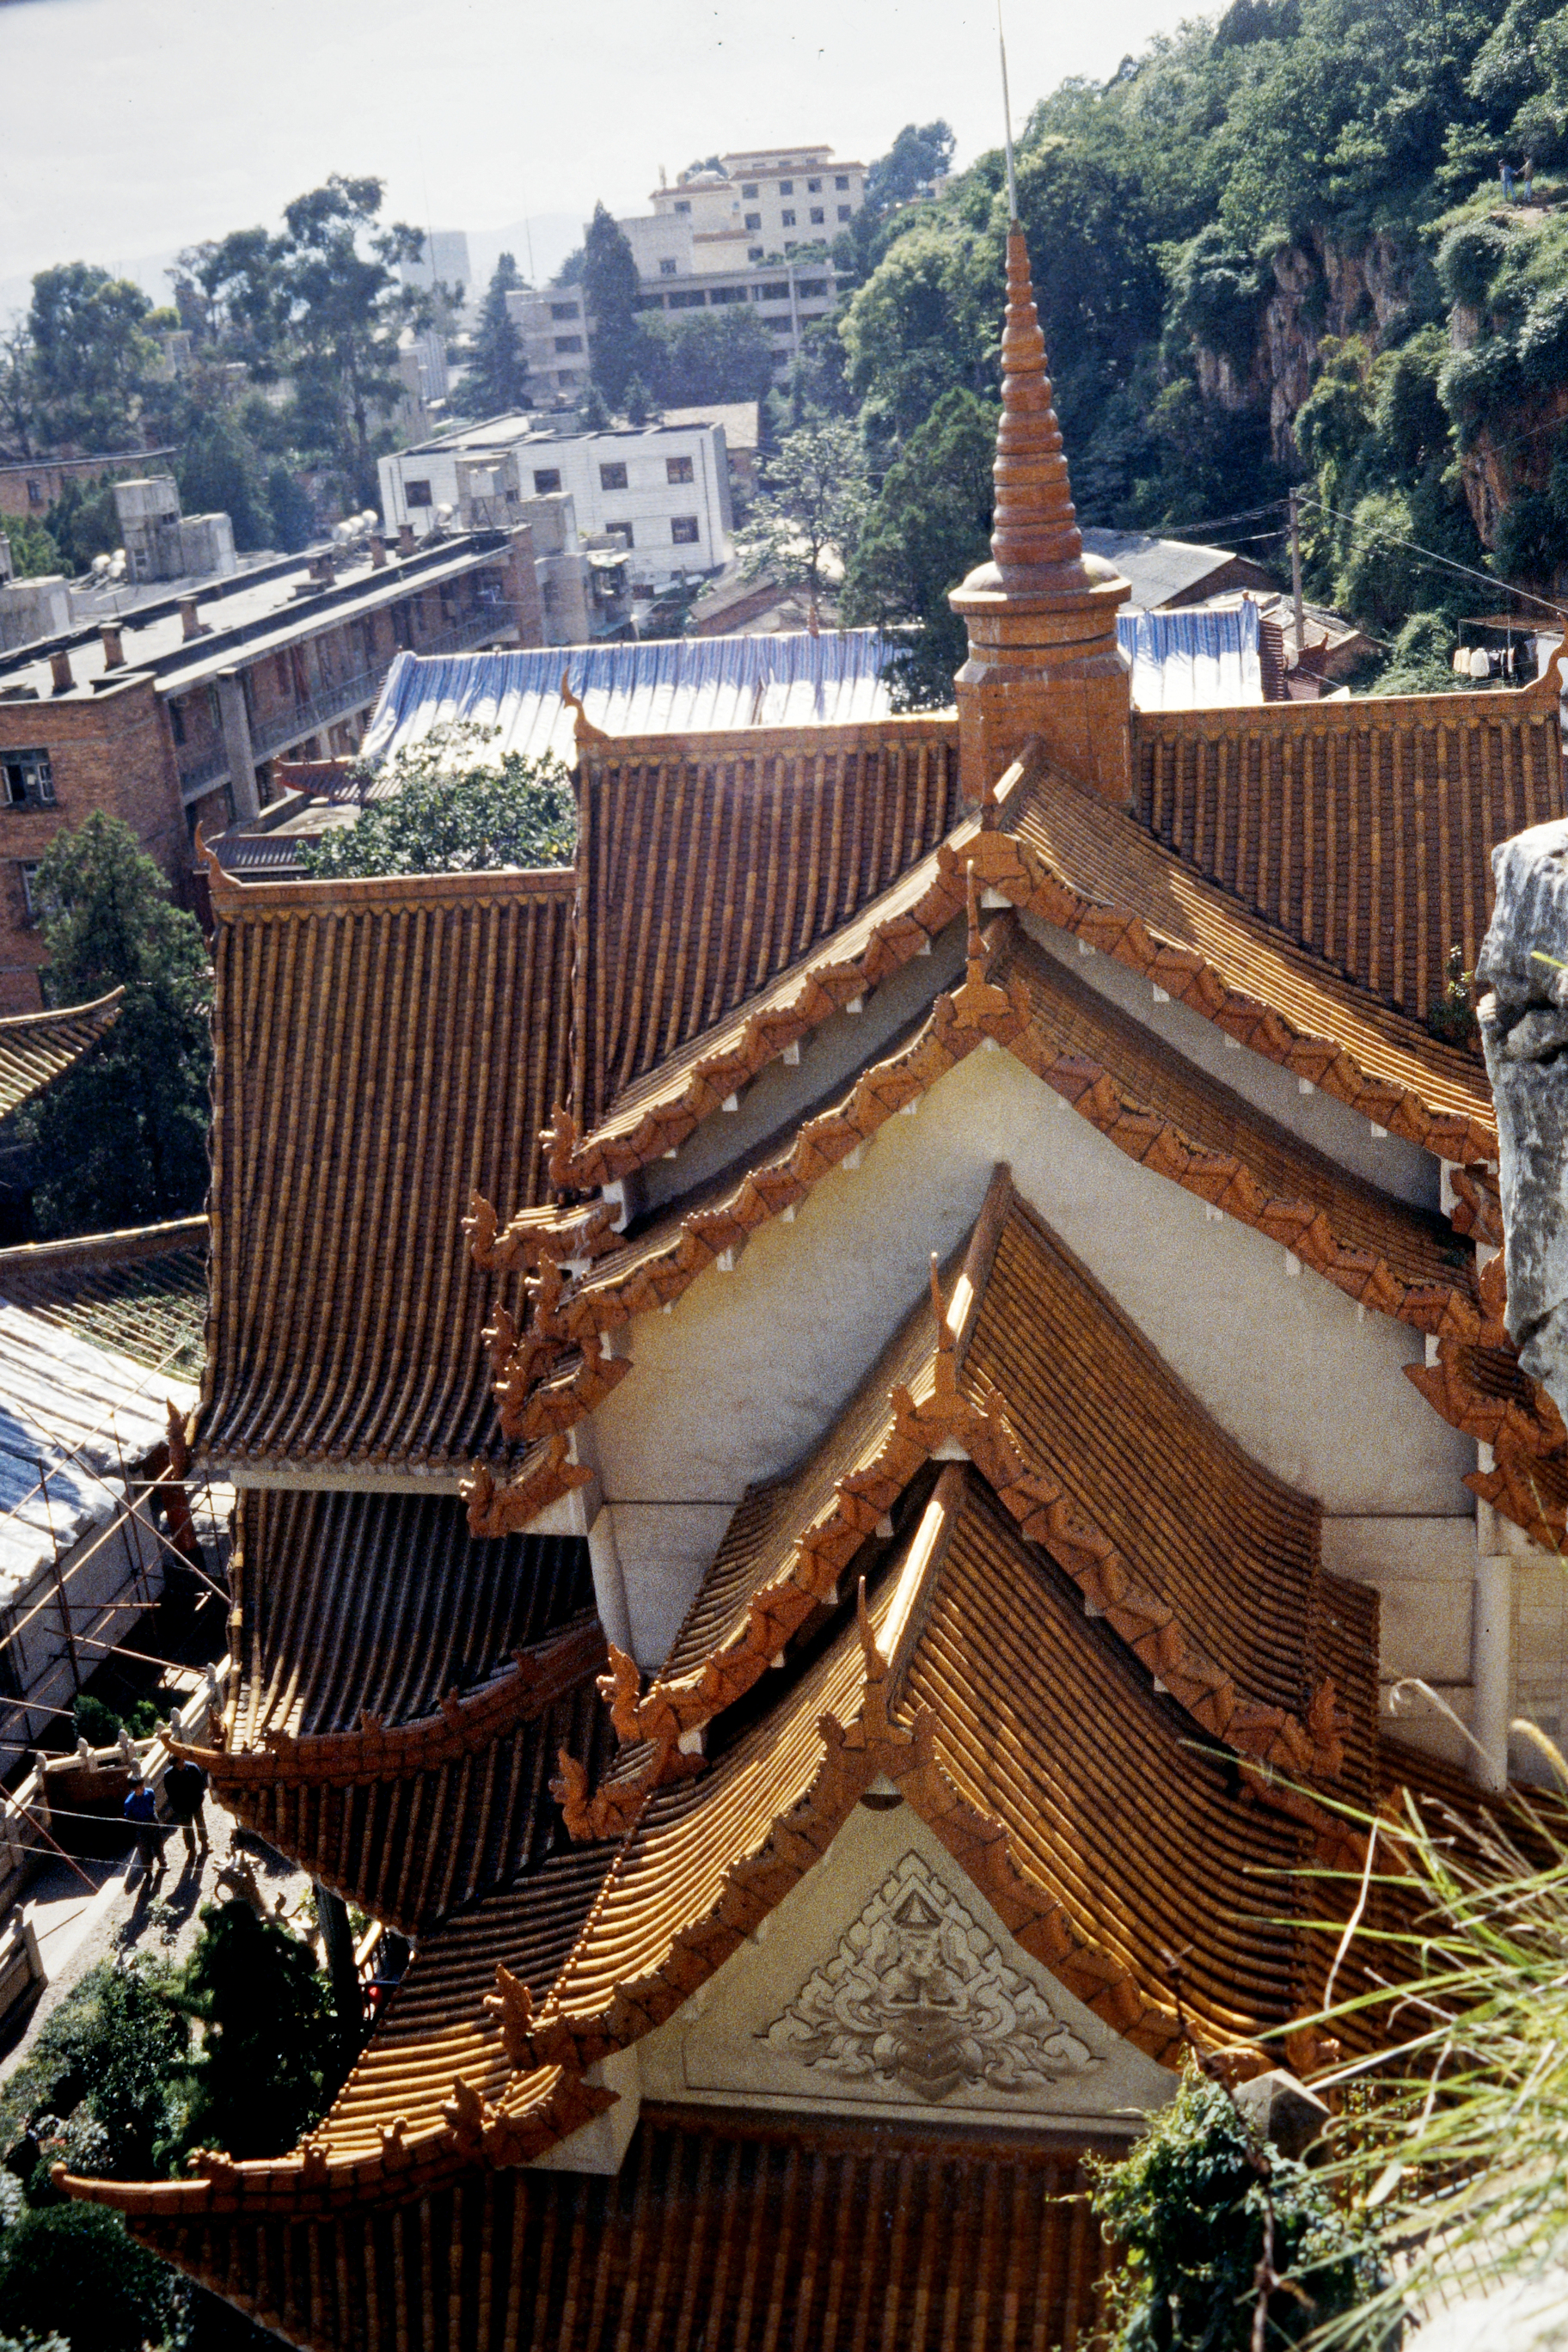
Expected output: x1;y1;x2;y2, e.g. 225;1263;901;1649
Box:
583;201;652;407
468;251;530;416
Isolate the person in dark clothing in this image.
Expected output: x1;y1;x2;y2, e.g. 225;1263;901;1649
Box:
162;1757;210;1864
122;1779;165;1881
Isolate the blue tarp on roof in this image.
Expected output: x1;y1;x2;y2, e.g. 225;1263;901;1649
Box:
1117;601;1263;710
358;628;901;775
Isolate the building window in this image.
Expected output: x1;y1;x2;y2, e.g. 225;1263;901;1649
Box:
757;282;789;302
836;175;849;190
668;288;707;308
779;179;793;194
533;469;562;494
710;285;745;303
1;749;55;809
781;209;796;227
554;334;584;352
741;182;758;198
749;246;764;260
17;864;41;923
810;207;825;224
807;177;822;192
558;370;579;387
674;199;691;214
744;211;761;230
549;301;579;320
798;279;829;297
671;516;701;545
666;455;695;483
659;257;678;276
599;462;628;491
837;205;852;221
405;479;433;507
607;521;634;548
27;481;43;507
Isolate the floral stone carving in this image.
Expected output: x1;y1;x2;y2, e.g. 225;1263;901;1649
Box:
764;1852;1098;2104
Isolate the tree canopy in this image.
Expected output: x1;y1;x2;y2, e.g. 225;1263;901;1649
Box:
301;726;576;879
738;419;869;602
467;252;530;416
583;202;653;407
15;812;212;1238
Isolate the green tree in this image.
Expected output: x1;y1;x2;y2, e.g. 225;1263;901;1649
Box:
175;405;268;550
279;175;426;503
0;2206;180;2352
737;418;869;601
175;1902;344;2160
26;264;154;449
867;120;957;211
301;726;576;879
1090;2068;1393;2350
468;252;530;416
842;388;996;706
15;813;212;1237
18;1961;190;2185
39;474;120;576
582;201;653;407
0;515;63;579
266;462;315;552
648;306;775;407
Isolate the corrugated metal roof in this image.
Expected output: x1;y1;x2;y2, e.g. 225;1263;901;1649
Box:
1084;528;1254;610
358;628;900;775
1118;602;1263;710
0;1304;199;1604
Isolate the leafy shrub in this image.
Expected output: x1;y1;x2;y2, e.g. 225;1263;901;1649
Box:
1090;2068;1394;2351
1517;281;1568;387
301;725;575;880
0;2206;179;2352
1368;609;1467;696
1168;224;1268;375
176;1902;343;2159
1436;218;1511;311
1438;335;1523;435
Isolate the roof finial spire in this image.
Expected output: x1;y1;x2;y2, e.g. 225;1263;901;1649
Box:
989;223;1084;582
998;3;1019;223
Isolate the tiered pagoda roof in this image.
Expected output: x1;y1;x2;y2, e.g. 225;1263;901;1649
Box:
67;218;1562;2352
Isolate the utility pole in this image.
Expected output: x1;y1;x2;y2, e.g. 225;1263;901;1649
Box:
1288;488;1304;670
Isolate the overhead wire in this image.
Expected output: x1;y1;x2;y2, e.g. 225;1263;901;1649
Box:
1296;493;1568;622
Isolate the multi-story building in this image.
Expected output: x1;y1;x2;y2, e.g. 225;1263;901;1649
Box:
0;523;543;1008
650;144;867;266
0;446;179;524
506;146;863;401
380;414;733;590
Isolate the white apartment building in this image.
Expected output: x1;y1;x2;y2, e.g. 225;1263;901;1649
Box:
379;414;733;591
505;287;591;402
650;146;867;271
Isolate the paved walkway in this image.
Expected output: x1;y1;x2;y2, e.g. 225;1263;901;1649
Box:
0;1801;315;2079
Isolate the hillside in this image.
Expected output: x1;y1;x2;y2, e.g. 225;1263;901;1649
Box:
834;0;1568;695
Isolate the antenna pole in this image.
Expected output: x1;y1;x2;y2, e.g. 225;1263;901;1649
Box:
998;4;1019;221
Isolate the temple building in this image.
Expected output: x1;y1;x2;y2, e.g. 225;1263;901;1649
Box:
60;226;1568;2347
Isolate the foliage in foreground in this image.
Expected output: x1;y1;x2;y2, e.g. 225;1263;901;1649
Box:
1091;2069;1394;2351
300;725;576;879
14;814;212;1239
1305;1750;1568;2344
0;1901;348;2349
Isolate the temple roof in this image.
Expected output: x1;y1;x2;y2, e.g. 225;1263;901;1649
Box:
1130;669;1562;1020
572;719;959;1132
974;753;1498;1159
540;1468;1309;2067
0;989;122;1120
224;1488;596;1747
0;1215;207;1377
198;865;574;1476
107;2112;1115;2352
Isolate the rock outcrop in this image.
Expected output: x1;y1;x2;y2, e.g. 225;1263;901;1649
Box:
1478;799;1568;1427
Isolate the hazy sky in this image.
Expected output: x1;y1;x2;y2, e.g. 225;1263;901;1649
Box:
0;0;1198;313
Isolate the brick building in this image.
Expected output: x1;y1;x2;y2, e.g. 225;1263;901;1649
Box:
0;447;178;523
0;524;543;1008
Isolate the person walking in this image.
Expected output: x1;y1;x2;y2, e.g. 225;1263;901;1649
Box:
162;1756;210;1865
122;1778;165;1883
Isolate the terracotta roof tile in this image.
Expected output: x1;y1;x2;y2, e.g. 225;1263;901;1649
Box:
972;757;1497;1158
560;836;969;1187
225;1488;596;1744
117;2112;1115;2350
0;989;122;1119
543;1470;1308;2063
1131;675;1563;1018
199;867;574;1473
573;723;960;1130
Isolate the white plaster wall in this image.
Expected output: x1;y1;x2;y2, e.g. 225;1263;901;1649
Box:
1019;911;1441;1210
594;1044;1475;1665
